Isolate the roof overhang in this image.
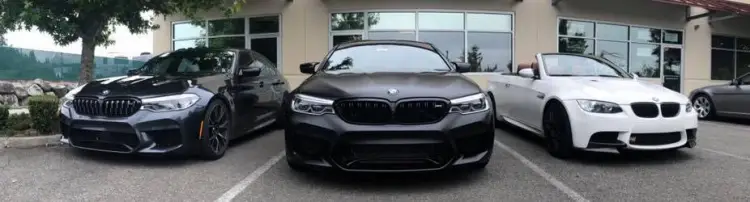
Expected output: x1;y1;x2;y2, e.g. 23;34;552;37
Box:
552;0;750;22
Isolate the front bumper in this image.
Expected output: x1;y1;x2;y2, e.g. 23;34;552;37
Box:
562;100;698;151
285;110;494;172
59;104;206;155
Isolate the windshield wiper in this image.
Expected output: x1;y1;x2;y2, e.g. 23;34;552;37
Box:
596;75;621;78
549;74;576;76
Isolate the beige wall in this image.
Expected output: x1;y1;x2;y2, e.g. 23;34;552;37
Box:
152;0;750;94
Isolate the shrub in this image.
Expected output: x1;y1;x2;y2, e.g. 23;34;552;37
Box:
7;113;32;131
0;105;8;130
28;95;60;134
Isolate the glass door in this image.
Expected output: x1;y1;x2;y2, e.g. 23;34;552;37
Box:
662;46;682;92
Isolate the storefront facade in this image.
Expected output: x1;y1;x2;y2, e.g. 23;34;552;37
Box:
152;0;750;95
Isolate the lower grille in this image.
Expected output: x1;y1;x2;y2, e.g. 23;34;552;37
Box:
331;132;454;171
68;128;140;152
660;103;680;118
630;132;682;146
631;102;659;118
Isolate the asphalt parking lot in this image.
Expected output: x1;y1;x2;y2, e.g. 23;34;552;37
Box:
2;120;750;202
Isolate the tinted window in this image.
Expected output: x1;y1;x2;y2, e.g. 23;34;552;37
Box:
541;54;630;78
322;45;450;73
138;49;234;76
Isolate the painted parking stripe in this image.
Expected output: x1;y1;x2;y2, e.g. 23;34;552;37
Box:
494;140;590;202
215;151;285;202
699;147;750;162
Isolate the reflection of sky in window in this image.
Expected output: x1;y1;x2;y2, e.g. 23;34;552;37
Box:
467;32;512;72
466;14;512;32
596;41;628;70
368;13;416;30
173;23;206;39
629;43;660;77
368;31;416;40
418;12;464;30
419;32;465;62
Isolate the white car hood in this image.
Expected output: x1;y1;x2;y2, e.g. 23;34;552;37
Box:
562;77;689;104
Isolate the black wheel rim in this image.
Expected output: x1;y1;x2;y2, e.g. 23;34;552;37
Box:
206;104;229;154
543;109;560;152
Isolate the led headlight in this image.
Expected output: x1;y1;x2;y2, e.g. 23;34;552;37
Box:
576;100;623;113
449;93;490;115
141;94;200;112
59;84;86;110
291;94;335;115
685;102;693;113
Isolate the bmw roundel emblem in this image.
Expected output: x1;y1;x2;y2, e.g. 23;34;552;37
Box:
387;88;399;96
102;90;110;95
652;97;659;102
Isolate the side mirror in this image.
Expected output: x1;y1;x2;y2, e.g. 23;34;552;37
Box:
453;62;471;73
239;67;261;77
730;79;741;86
518;68;536;78
127;69;139;76
300;62;319;74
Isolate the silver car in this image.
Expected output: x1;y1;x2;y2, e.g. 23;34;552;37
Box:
689;72;750;119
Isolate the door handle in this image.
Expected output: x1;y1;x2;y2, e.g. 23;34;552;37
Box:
504;83;510;88
252;81;264;86
536;93;545;99
271;80;285;85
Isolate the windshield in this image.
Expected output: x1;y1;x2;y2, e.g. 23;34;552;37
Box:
541;54;631;78
321;44;451;73
136;48;235;76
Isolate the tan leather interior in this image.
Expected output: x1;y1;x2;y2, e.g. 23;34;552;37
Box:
517;63;532;73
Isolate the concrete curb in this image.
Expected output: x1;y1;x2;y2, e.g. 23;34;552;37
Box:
1;134;63;149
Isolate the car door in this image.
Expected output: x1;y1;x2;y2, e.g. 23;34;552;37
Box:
723;73;750;117
515;60;549;131
487;75;514;119
248;51;279;126
231;51;266;133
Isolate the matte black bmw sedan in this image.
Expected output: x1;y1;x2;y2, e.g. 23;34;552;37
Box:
59;47;289;160
282;40;495;173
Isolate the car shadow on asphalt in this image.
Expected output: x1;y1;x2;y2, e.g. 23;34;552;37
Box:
66;126;278;167
495;122;696;167
288;168;489;192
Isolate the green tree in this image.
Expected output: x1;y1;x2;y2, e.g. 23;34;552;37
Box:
467;45;483;72
0;0;247;84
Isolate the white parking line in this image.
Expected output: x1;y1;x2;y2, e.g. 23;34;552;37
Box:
215;151;285;202
493;140;590;202
699;147;750;162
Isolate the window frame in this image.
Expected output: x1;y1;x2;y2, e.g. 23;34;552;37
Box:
328;9;515;75
556;17;684;81
170;14;283;72
710;34;750;81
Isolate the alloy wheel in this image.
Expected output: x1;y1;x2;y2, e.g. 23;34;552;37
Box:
693;96;711;118
543;109;560;152
206;104;229;154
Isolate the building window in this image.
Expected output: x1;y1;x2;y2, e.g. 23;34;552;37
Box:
558;19;683;78
711;35;750;80
329;11;514;73
171;16;281;67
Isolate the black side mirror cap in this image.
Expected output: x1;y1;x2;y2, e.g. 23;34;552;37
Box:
300;62;319;74
453;62;471;73
126;69;139;76
239;67;262;77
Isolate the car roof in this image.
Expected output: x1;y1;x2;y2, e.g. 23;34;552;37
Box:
334;40;437;51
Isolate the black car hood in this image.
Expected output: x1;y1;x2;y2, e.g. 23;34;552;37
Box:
296;72;482;101
77;75;193;97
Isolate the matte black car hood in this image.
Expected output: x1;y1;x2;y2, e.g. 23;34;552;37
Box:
77;75;192;97
296;72;482;101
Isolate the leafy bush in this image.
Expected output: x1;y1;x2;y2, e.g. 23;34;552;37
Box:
0;105;8;130
7;113;32;131
28;95;60;134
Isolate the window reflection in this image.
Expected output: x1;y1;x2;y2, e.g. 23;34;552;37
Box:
368;31;416;40
333;35;363;46
208;18;244;36
209;37;245;49
736;52;750;78
559;37;594;55
331;12;366;30
558;20;594;38
173;22;206;39
418;12;464;30
629;27;661;43
596;24;628;41
368;12;415;30
174;39;206;50
629;43;660;78
467;13;512;32
419;31;465;62
595;41;628;70
249;16;280;34
467;32;512;72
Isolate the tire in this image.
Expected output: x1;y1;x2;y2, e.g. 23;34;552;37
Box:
692;94;715;120
198;101;231;160
542;102;575;159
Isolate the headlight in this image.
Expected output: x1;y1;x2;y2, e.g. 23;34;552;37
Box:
141;94;200;112
449;93;490;114
291;94;334;115
685;102;693;113
576;100;623;113
60;84;86;109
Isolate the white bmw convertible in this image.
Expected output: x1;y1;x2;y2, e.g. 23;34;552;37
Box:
487;53;698;158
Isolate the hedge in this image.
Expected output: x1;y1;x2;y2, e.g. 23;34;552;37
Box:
0;105;8;130
28;95;60;134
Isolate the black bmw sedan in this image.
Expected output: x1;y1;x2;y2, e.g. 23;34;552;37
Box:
282;40;495;173
59;47;289;160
